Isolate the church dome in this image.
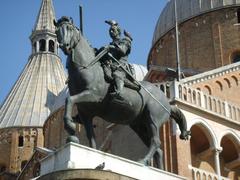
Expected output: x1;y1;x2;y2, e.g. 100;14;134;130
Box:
152;0;240;45
148;0;240;82
131;64;148;81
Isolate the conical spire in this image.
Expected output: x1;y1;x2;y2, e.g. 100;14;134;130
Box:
0;0;67;128
34;0;56;32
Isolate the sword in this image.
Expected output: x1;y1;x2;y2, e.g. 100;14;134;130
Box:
85;47;109;68
66;47;109;84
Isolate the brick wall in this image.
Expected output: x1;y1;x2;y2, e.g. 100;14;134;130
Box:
149;8;240;76
0;127;43;175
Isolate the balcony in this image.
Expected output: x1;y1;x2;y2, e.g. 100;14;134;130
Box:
189;166;230;180
154;81;240;123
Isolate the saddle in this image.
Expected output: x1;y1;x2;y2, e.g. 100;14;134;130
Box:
102;63;141;91
124;78;141;91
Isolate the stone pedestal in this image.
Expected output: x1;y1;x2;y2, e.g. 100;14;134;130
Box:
38;143;186;180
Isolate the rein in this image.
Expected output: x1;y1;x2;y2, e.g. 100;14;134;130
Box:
71;43;109;70
60;21;108;70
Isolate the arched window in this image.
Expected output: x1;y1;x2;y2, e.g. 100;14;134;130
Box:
33;42;37;53
231;51;240;63
21;160;28;170
231;75;238;86
160;84;165;92
224;78;231;88
39;39;46;52
216;81;223;91
49;40;55;53
237;8;240;23
18;135;24;147
204;85;212;95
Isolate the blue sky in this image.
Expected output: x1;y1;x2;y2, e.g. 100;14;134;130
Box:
0;0;166;104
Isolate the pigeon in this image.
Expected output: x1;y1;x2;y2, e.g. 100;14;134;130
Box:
95;162;105;170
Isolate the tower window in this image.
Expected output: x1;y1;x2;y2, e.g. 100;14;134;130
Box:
39;39;46;52
33;42;37;53
18;135;24;147
237;8;240;23
49;40;55;53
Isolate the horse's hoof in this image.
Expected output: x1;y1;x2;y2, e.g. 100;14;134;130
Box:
180;130;191;140
66;135;80;144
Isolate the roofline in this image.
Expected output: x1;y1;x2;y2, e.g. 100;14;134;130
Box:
0;126;43;131
148;64;201;75
28;52;62;62
181;61;240;85
30;29;57;41
43;106;64;132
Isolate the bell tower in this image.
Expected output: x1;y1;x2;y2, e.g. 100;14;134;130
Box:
30;0;58;56
0;0;66;178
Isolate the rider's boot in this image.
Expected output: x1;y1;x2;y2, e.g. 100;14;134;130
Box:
111;77;124;100
102;64;113;82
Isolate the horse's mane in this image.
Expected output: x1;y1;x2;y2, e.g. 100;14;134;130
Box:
77;33;95;61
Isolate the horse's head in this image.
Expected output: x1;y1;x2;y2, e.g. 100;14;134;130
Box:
54;16;80;55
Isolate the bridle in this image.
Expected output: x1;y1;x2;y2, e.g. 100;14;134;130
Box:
57;21;108;70
57;22;80;52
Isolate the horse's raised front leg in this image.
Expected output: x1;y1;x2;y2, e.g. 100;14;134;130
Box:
64;90;101;148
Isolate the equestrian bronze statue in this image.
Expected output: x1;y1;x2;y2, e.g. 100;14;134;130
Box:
54;16;190;169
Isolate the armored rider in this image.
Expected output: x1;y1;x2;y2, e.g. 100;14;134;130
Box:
101;20;134;99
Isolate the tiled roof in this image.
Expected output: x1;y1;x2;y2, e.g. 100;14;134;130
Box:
34;0;56;32
0;53;66;128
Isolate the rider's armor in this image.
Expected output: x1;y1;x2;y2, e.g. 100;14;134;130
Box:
100;20;137;99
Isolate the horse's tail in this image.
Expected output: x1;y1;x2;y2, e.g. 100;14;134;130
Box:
170;105;191;140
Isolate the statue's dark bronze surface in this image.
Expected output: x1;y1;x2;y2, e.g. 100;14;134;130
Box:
54;16;190;169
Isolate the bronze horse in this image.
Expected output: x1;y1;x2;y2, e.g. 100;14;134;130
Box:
54;17;190;169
